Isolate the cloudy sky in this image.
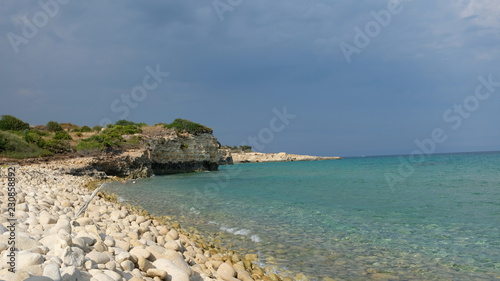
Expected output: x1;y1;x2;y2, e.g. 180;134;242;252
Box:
1;0;499;156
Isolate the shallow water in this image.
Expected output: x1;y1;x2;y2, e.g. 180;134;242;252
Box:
106;152;500;280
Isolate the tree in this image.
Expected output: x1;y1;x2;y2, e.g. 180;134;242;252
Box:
46;121;63;132
0;115;30;131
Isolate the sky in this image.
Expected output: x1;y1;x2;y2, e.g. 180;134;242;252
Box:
1;0;499;157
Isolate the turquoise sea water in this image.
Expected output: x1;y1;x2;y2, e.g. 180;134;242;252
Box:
106;152;500;280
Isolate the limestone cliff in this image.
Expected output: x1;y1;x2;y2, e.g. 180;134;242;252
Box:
69;130;231;178
231;152;341;163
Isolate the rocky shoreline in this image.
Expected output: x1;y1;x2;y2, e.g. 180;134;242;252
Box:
231;152;341;164
0;160;314;281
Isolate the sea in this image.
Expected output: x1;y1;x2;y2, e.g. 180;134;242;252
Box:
105;151;500;280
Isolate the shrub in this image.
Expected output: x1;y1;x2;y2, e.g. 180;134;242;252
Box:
53;131;72;140
180;143;188;150
164;119;213;135
92;125;103;132
80;126;92;132
102;125;142;136
76;134;123;152
24;130;46;148
115;120;137;126
46;121;63;132
0;115;30;131
43;139;71;153
0;131;51;158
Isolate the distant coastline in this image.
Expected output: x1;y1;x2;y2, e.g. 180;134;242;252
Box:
230;151;342;164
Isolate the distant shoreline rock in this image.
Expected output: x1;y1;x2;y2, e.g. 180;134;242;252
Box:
230;151;341;164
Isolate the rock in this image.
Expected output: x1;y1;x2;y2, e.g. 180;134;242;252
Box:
138;256;155;272
60;266;82;281
121;260;135;271
24;276;53;281
75;217;93;227
115;251;131;263
295;273;310;281
0;243;8;252
49;216;72;234
87;250;111;264
164;250;192;275
93;241;108;252
115;239;130;251
105;261;116;271
158;226;169;235
61;247;85;267
43;263;62;281
130;247;151;260
102;270;122;281
39;211;57;225
166;229;179;240
164;241;181;251
93;273;116;281
217;263;238;281
147;268;168;279
104;236;115;247
233;263;254;281
16;251;44;270
266;273;280;281
153;259;190;281
0;271;30;281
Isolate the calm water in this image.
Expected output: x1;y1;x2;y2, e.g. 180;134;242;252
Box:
106;152;500;280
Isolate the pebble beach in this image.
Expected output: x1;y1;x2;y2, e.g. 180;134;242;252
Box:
0;161;302;281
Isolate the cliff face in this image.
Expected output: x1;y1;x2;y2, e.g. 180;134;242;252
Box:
148;133;226;175
70;131;232;178
231;152;341;163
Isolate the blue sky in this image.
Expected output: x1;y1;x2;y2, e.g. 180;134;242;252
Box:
1;0;499;157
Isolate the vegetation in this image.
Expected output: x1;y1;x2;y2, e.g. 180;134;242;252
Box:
53;131;72;140
222;145;253;152
0;131;51;158
164;119;213;135
0;115;30;131
76;125;141;153
0;115;214;159
72;125;92;132
46;121;63;132
42;139;71;154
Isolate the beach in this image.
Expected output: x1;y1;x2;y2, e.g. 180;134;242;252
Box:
0;159;301;281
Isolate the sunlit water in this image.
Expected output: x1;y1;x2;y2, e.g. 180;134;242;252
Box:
106;152;500;280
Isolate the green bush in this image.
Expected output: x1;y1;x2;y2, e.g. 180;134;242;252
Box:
164;119;213;135
115;120;136;126
0;115;30;131
75;139;105;152
80;126;92;132
46;121;63;132
0;131;51;158
102;125;142;136
53;131;72;140
92;125;103;132
43;139;71;153
24;130;46;148
76;134;123;152
115;120;148;127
